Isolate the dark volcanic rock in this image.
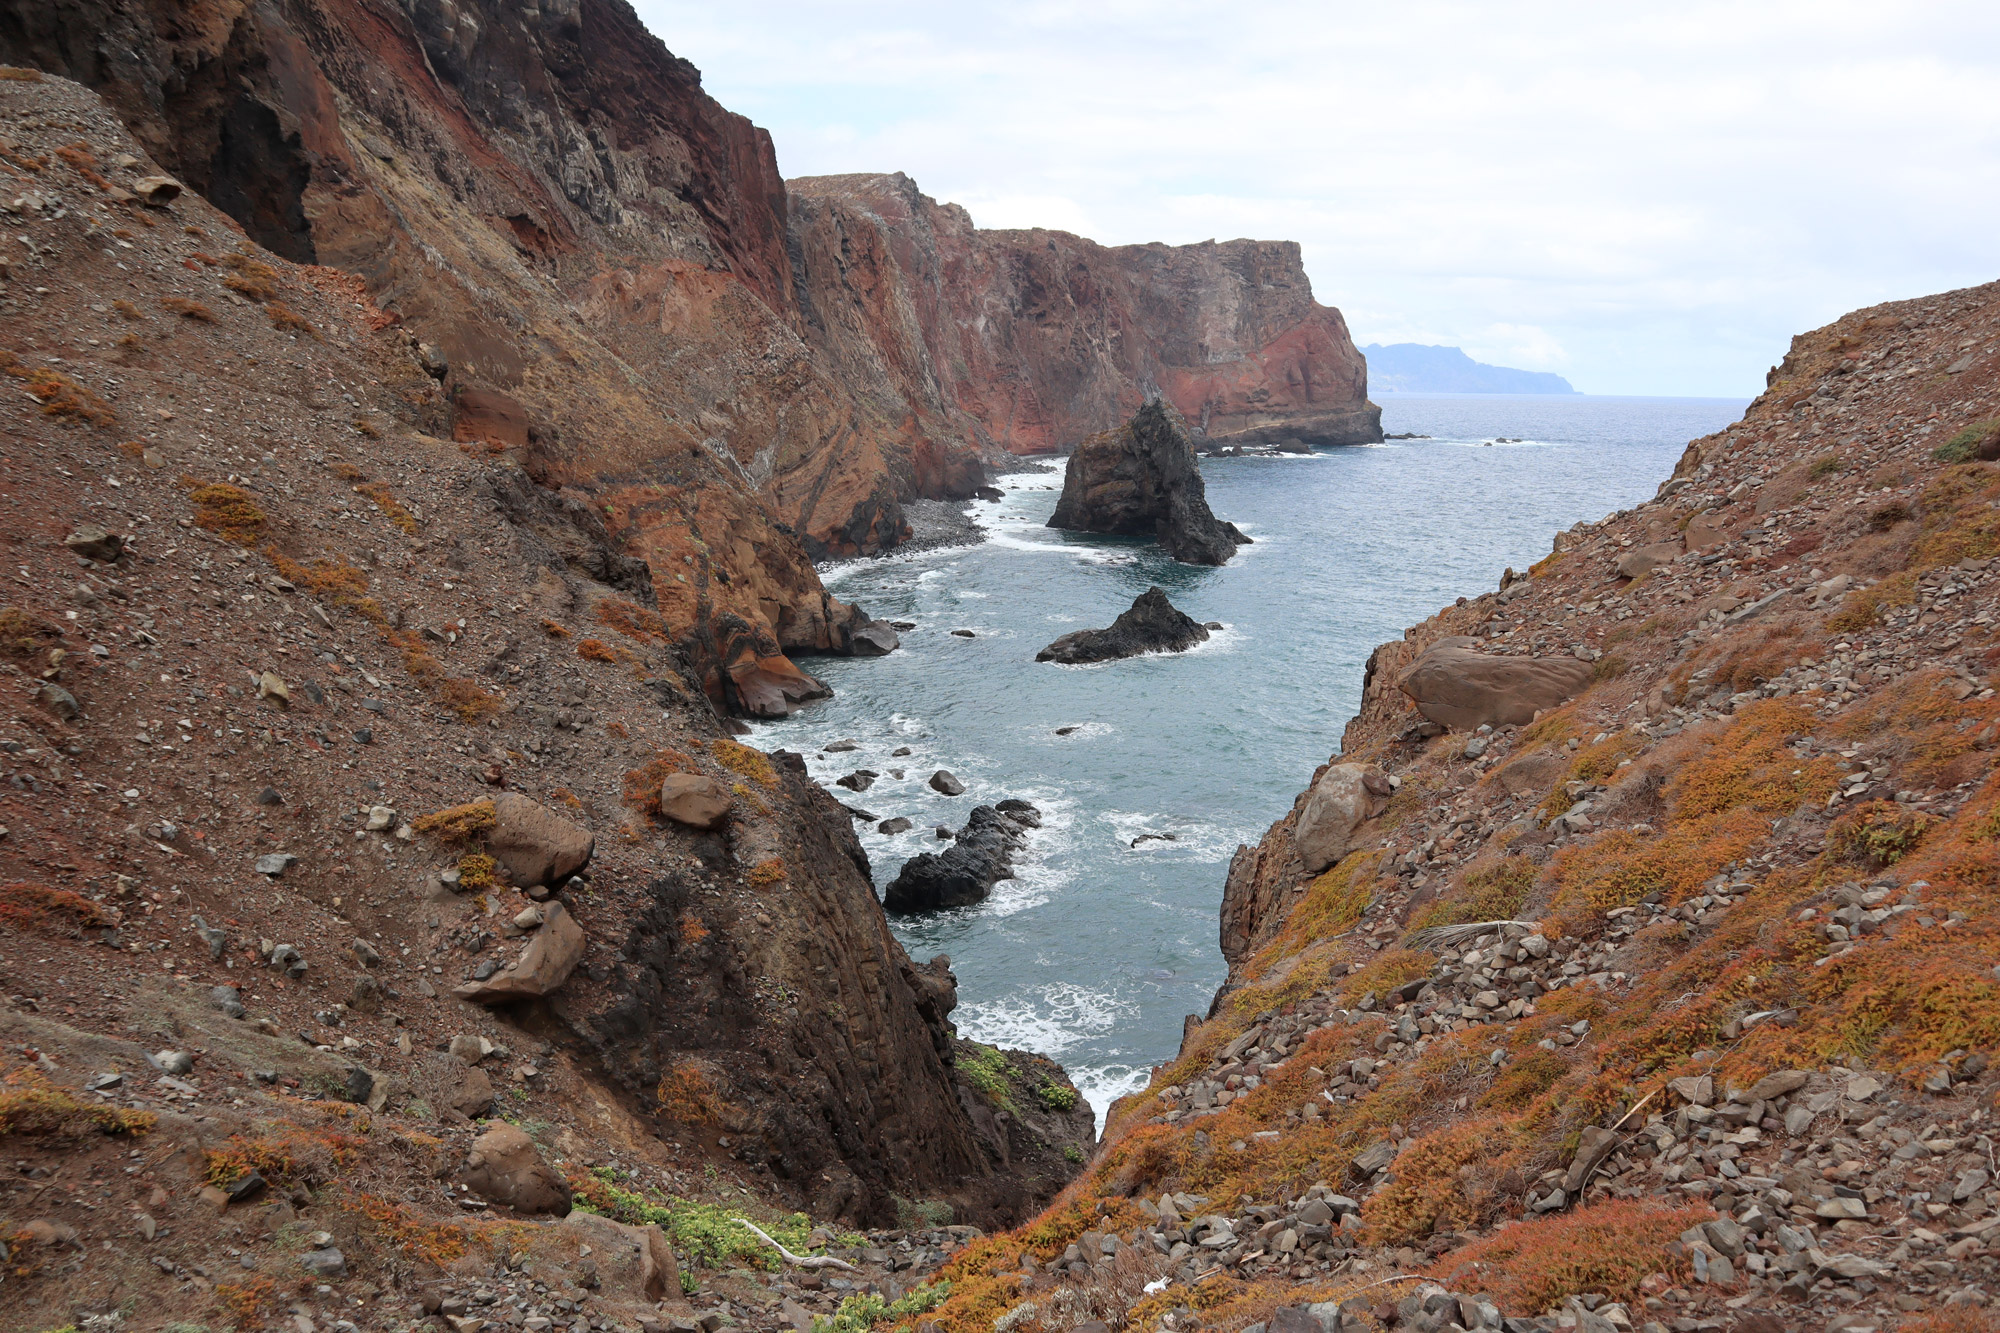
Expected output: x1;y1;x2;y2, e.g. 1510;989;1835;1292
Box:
1047;402;1248;565
883;803;1040;912
1037;586;1210;664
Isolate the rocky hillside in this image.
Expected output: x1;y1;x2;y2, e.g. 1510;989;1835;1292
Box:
898;289;2000;1330
1;0;1376;725
0;71;1095;1333
789;173;1380;457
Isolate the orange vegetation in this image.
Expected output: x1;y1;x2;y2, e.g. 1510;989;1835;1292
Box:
0;1066;155;1138
1427;1200;1709;1312
190;482;267;544
0;881;115;936
412;799;497;840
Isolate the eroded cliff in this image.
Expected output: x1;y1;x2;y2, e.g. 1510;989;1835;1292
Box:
790;171;1381;456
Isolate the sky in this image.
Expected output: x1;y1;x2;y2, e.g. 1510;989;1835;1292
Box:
629;1;2000;397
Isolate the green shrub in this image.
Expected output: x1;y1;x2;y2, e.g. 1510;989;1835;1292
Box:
1034;1082;1079;1112
1933;421;2000;464
812;1281;951;1333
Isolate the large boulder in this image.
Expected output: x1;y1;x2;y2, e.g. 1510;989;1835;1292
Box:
659;773;730;830
1047;401;1248;565
883;803;1038;912
488;792;594;886
1398;643;1593;731
1294;763;1393;873
561;1211;680;1304
1037;586;1210;664
460;1122;571;1215
454;901;586;1003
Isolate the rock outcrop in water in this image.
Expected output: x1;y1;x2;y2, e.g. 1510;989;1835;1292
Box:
1048;402;1249;564
1037;587;1210;664
883;801;1041;912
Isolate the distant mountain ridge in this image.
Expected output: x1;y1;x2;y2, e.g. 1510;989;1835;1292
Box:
1362;342;1579;394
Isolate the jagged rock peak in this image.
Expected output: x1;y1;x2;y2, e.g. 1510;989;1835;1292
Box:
1048;401;1249;565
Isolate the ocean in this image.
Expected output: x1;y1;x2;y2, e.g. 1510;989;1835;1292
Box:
753;394;1748;1128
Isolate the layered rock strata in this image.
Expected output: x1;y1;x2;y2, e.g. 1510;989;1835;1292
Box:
1049;401;1249;564
789;172;1381;456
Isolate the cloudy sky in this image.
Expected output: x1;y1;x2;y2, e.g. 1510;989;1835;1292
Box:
631;1;2000;397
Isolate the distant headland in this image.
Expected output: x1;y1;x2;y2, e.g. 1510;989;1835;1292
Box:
1363;342;1580;394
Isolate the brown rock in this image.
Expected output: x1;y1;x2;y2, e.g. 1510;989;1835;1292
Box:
450;1064;496;1118
487;792;594;886
1047;401;1249;565
129;174;182;205
453;900;585;1003
1614;541;1680;579
659;773;730;829
1684;509;1730;551
1492;749;1567;798
461;1122;571;1215
18;1218;79;1247
451;387;533;451
1293;763;1392;874
1744;1069;1810;1102
1398;643;1593;731
1563;1124;1620;1193
562;1210;679;1303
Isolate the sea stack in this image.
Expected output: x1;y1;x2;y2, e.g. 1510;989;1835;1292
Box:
1037;587;1211;664
1047;401;1249;565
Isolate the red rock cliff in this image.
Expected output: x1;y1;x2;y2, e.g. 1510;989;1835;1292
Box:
789;172;1381;454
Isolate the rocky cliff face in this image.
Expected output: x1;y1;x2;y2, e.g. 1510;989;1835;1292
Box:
0;78;1085;1333
900;284;2000;1332
2;3;1376;723
790;172;1381;456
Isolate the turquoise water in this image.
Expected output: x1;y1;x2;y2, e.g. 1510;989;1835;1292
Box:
753;395;1747;1125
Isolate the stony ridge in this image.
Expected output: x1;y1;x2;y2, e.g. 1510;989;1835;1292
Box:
897;284;2000;1331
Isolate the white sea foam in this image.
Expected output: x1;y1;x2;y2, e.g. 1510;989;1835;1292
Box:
956;982;1132;1058
1069;1064;1153;1134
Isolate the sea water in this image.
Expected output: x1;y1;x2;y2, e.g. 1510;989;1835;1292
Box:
752;394;1746;1129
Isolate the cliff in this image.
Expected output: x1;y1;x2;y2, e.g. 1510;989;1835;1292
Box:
789;172;1382;455
0;73;1088;1333
1;2;1376;725
903;286;2000;1329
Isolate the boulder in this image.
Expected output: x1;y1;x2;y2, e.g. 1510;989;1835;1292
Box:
63;524;125;562
929;769;966;795
449;1063;496;1118
883;803;1038;912
1293;763;1393;874
460;1122;571;1215
562;1211;680;1304
454;901;586;1003
1036;587;1210;664
1046;401;1249;565
848;620;901;656
1684;509;1730;551
1614;541;1680;579
1398;642;1593;731
658;773;730;830
487;792;594;886
130;174;182;206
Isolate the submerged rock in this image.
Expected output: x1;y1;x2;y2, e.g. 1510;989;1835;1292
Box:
1047;401;1249;565
883;802;1040;912
1037;586;1209;664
